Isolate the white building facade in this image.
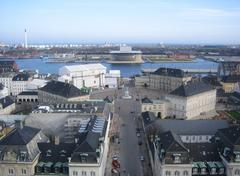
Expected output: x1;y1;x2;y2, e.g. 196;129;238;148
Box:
58;64;107;89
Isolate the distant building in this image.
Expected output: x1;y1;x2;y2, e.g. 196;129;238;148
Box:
0;121;48;176
221;75;240;93
109;46;143;64
166;81;216;119
12;73;32;96
58;64;106;89
0;60;18;74
38;81;90;104
218;61;240;76
0;96;15;115
137;68;192;92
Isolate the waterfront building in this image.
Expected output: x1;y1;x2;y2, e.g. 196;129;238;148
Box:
0;121;48;176
218;61;240;76
141;97;170;118
221;75;240;93
0;96;15;115
58;64;106;89
38;81;90;104
0;60;18;74
12;73;32;96
109;46;143;64
165;81;216;119
138;68;192;92
149;68;192;92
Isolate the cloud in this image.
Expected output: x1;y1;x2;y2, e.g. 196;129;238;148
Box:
187;8;240;17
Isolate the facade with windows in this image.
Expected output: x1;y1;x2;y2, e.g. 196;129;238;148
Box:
148;123;240;176
58;64;107;89
148;68;192;92
0;121;48;176
69;116;111;176
165;81;216;119
141;97;170;118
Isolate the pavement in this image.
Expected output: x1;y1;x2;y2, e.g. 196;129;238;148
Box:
100;86;156;176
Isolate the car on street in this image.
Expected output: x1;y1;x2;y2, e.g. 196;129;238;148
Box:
136;132;140;137
138;140;142;146
140;155;144;161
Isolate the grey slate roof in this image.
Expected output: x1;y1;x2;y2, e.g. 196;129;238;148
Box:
218;126;240;145
0;96;14;108
18;91;38;96
0;83;4;90
158;131;189;152
185;143;221;162
38;143;76;163
12;73;30;81
142;111;156;126
39;81;89;98
0;126;40;145
170;81;215;97
152;67;186;78
154;119;229;135
141;97;153;103
221;75;240;83
71;131;100;163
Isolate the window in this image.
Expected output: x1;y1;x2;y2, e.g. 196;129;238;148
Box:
235;169;240;176
82;171;87;176
8;169;14;175
183;171;188;176
22;169;27;175
73;171;78;176
175;171;180;176
165;171;171;176
91;171;96;176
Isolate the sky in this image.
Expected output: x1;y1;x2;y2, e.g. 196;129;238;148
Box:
0;0;240;45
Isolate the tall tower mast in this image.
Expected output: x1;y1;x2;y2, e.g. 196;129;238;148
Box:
24;29;28;49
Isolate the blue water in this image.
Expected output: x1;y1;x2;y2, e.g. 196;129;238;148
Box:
14;58;218;77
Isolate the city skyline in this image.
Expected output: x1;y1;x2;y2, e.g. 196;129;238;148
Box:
1;0;240;45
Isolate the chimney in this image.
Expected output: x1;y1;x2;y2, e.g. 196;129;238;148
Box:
54;136;60;145
15;120;23;129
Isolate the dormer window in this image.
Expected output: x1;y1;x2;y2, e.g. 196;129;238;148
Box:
19;151;27;161
223;147;231;157
60;150;66;157
46;150;52;157
80;153;88;163
173;154;181;163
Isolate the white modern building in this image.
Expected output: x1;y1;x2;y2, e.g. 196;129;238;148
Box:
58;64;107;89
